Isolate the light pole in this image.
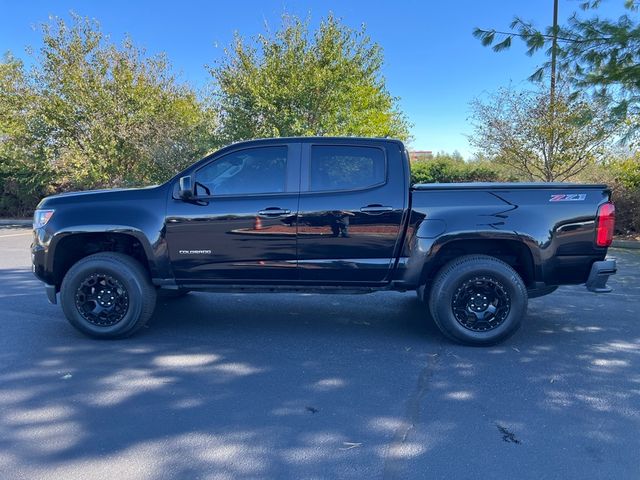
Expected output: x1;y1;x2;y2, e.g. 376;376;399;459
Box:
547;0;559;177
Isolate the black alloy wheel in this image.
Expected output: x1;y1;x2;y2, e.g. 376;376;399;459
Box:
451;275;511;332
74;272;130;327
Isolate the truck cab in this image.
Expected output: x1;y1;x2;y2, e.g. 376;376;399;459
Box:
164;137;408;285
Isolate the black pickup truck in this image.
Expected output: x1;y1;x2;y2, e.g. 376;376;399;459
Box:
31;137;617;345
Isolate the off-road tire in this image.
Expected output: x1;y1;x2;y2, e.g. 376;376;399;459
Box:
427;255;528;346
60;252;156;338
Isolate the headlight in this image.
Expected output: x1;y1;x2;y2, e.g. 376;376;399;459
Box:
33;209;55;229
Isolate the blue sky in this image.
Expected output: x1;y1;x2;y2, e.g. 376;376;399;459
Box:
0;0;628;157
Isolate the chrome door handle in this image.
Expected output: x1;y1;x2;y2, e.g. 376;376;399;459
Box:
258;208;291;217
360;206;393;214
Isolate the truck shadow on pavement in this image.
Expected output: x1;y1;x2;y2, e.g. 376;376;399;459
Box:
0;251;639;479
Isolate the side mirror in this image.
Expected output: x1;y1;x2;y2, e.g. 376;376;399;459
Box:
178;176;194;200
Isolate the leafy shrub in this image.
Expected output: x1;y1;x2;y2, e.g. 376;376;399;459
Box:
613;186;640;235
608;154;640;235
577;155;640;235
410;156;500;185
611;154;640;190
0;173;51;218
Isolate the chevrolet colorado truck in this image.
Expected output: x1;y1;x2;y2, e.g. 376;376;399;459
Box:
31;137;617;345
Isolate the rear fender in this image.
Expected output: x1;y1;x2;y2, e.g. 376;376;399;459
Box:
402;231;540;287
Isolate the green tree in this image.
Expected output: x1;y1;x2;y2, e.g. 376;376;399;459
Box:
469;86;619;181
473;1;640;139
0;54;52;216
1;14;217;216
36;14;218;188
209;14;411;142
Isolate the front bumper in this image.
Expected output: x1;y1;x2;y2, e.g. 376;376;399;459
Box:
586;258;616;293
45;284;58;304
32;230;58;304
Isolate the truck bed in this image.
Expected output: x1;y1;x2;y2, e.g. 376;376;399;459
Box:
412;182;608;190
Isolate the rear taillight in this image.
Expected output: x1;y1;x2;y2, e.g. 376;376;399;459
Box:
595;202;615;247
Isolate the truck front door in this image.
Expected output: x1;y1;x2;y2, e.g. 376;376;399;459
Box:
165;143;300;283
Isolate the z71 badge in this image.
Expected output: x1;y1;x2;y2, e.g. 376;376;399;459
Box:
549;193;586;202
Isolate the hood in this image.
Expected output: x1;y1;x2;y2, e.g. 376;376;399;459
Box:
37;185;164;208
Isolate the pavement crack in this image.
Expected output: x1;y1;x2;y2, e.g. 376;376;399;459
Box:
382;348;443;480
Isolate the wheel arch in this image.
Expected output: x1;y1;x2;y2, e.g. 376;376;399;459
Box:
417;235;537;290
49;229;157;288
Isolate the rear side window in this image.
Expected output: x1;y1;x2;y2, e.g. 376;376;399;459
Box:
196;146;288;195
310;145;385;192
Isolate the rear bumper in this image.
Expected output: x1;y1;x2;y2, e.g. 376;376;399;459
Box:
586;259;616;293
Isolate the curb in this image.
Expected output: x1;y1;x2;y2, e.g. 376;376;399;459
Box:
612;239;640;250
0;219;32;226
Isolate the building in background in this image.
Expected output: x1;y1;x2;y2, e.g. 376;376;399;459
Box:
409;150;433;162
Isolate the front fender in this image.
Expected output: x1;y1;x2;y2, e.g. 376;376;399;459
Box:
45;225;165;278
33;188;172;284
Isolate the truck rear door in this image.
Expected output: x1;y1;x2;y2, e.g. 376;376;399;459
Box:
296;140;407;284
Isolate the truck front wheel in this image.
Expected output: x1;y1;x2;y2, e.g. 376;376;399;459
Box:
427;255;528;346
60;253;157;338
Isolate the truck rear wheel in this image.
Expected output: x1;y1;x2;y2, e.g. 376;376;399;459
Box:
60;252;157;338
427;255;527;346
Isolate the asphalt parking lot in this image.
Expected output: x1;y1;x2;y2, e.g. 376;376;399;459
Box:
1;226;639;479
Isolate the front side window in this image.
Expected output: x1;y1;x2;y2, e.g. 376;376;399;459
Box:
310;145;385;192
196;146;288;195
